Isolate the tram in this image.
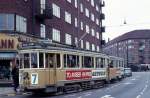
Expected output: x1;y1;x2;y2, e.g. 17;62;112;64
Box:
18;44;124;93
108;56;125;81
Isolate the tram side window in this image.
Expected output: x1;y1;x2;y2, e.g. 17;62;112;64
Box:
56;54;61;68
64;54;79;68
83;56;94;68
31;53;38;68
100;58;105;68
109;61;113;68
39;53;44;68
19;54;24;69
24;53;30;68
96;58;101;68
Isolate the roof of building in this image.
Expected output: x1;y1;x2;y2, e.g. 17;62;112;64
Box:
105;29;150;46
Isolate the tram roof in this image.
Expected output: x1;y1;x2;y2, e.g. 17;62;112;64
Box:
18;43;108;57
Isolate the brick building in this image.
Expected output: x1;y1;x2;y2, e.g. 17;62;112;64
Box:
103;30;150;71
0;0;105;82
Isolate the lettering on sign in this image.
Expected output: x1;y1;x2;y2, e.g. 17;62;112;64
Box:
92;70;106;78
66;70;92;80
0;39;14;49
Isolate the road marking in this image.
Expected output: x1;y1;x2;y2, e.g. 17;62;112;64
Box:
84;93;91;96
131;78;137;81
123;82;134;85
101;95;115;98
136;95;141;98
136;84;148;98
65;94;76;97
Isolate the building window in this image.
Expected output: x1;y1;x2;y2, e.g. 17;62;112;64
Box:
81;40;84;48
96;5;99;12
75;0;78;8
81;21;83;30
0;14;14;31
52;3;60;18
86;41;90;50
92;44;95;51
75;37;78;45
52;28;60;42
96;32;99;39
67;0;71;3
65;33;72;45
91;0;94;7
85;8;90;17
65;11;71;24
97;46;100;52
91;13;95;21
91;29;95;36
40;24;45;38
16;15;27;33
86;25;90;33
75;18;78;27
40;0;45;14
96;18;99;25
80;3;83;13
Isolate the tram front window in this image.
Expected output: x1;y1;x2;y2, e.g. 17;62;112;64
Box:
31;53;38;68
45;53;61;68
24;53;30;68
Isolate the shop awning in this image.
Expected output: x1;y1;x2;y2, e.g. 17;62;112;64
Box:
0;53;16;60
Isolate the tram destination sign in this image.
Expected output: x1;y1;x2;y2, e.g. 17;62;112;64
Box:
66;70;92;80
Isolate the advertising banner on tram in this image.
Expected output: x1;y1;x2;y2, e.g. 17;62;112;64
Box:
92;69;107;79
66;70;92;80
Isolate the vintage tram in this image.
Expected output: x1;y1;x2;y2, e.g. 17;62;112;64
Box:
18;44;124;93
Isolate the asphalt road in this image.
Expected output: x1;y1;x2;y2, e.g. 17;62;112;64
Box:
3;72;150;98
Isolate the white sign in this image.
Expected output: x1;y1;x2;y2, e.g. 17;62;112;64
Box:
31;73;38;85
92;69;107;78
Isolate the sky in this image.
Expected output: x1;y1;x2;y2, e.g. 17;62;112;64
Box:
103;0;150;41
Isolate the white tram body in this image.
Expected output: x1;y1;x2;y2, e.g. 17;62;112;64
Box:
18;46;124;93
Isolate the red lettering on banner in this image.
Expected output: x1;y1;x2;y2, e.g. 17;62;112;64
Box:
66;70;92;80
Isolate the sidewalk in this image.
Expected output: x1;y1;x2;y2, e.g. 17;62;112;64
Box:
0;87;16;97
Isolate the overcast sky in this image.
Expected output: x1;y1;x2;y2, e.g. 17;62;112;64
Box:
103;0;150;41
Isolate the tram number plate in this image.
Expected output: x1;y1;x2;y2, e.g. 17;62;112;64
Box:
31;73;38;85
66;70;92;80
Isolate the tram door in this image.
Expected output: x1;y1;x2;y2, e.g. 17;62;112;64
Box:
46;53;57;85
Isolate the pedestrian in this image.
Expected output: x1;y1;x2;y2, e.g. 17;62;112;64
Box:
11;65;19;92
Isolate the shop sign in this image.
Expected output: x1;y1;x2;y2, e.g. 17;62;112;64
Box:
0;39;14;49
66;70;92;80
0;34;18;50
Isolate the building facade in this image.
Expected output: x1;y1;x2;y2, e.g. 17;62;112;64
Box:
103;30;150;71
0;0;105;82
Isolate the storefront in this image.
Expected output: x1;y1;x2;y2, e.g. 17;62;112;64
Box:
0;33;18;81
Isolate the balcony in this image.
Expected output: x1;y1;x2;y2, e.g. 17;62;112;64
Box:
100;13;105;20
35;5;53;22
101;26;105;32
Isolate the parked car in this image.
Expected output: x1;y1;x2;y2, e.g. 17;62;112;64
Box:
124;68;132;77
